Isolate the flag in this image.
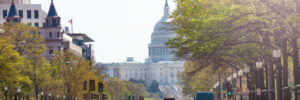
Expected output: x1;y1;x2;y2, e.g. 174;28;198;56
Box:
68;19;72;24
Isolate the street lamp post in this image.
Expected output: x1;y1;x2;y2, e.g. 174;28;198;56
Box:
5;87;8;100
256;61;263;100
273;48;283;100
48;93;52;100
238;70;243;100
228;77;232;82
41;92;44;100
233;72;237;100
244;67;250;100
17;88;21;100
57;94;60;100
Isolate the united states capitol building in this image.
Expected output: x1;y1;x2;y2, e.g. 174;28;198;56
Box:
97;0;184;86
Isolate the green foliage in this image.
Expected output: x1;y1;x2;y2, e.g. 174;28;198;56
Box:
124;81;148;98
0;23;47;95
105;78;130;100
129;78;147;87
0;39;31;92
147;80;161;93
50;50;91;97
168;0;300;97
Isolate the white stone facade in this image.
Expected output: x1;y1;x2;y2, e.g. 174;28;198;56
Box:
101;61;184;86
0;4;46;27
0;0;31;4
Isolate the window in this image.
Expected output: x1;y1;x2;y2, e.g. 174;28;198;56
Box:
19;10;23;18
49;32;52;38
34;23;39;27
52;19;57;26
57;32;59;38
49;47;54;54
3;10;7;18
171;73;174;78
27;10;31;19
34;10;38;19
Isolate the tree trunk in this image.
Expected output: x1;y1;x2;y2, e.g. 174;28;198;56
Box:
263;33;275;100
268;63;275;100
292;36;300;100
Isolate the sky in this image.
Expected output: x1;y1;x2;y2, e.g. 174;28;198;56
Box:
31;0;176;63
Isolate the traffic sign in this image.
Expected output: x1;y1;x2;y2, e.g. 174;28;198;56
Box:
246;88;249;95
257;88;261;96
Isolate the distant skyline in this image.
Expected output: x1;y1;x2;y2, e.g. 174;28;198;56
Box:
31;0;177;63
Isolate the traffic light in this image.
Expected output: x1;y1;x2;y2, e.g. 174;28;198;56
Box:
98;82;104;93
222;81;228;90
227;84;232;99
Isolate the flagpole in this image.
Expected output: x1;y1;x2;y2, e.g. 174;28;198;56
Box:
71;19;74;33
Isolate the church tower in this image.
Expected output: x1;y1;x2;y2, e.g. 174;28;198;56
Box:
39;0;63;60
5;0;21;23
45;0;60;27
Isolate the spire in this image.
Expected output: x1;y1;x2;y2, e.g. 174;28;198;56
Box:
45;0;61;27
165;0;169;8
163;0;170;17
8;0;18;17
47;0;58;17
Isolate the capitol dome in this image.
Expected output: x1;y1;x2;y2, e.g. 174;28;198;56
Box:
146;0;177;63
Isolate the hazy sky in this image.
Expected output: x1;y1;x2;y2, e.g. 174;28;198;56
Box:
31;0;176;63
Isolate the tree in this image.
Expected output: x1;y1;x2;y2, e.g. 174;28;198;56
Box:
124;81;148;98
0;23;49;100
0;38;31;98
129;78;147;87
50;51;91;99
167;0;300;100
105;78;130;100
147;80;161;93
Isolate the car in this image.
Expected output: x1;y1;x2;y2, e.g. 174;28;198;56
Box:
163;97;175;100
195;92;214;100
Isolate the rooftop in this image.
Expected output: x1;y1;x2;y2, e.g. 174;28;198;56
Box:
67;33;95;42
